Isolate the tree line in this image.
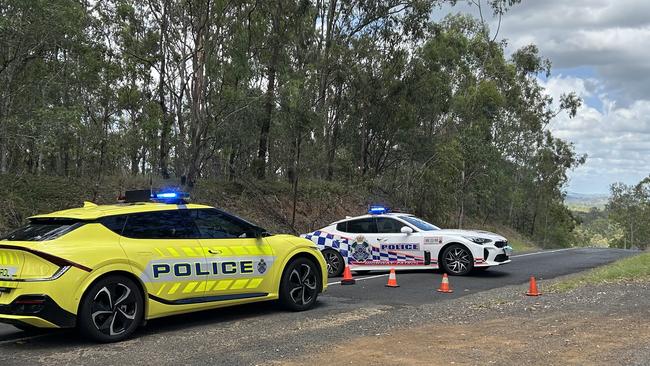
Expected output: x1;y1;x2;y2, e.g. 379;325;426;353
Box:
573;176;650;250
0;0;584;245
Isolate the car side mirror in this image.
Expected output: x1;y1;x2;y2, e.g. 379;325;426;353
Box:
400;226;413;234
246;226;269;238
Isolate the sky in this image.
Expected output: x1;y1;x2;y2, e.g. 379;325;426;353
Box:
434;0;650;194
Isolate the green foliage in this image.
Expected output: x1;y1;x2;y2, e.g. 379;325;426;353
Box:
606;177;650;249
0;0;583;246
569;176;650;250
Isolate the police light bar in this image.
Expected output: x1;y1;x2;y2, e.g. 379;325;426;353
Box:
123;189;152;203
120;189;190;204
368;205;390;215
151;190;190;203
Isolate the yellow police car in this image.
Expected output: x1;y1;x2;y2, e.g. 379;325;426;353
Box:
0;190;327;342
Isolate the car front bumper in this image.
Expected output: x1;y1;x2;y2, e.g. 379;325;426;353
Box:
476;246;512;266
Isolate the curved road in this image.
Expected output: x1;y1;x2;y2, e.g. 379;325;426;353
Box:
0;248;638;365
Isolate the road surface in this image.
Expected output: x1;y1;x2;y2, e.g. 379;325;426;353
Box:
0;248;638;365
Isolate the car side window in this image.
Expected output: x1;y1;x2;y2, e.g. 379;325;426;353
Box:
122;210;198;239
345;218;377;233
336;222;348;232
100;215;127;235
190;209;253;239
375;218;403;233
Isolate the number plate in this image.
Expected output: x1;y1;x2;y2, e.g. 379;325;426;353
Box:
0;266;17;280
504;246;513;256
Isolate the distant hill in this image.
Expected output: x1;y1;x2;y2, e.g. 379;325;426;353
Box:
565;192;609;211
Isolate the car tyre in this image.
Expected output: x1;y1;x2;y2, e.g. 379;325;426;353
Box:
322;249;345;277
78;275;144;343
440;244;474;276
279;258;321;311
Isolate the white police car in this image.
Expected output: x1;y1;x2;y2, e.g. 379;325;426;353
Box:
302;206;512;276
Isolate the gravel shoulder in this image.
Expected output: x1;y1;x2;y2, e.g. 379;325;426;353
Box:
281;277;650;366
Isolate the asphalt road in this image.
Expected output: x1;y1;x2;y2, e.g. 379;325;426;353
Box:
0;248;638;365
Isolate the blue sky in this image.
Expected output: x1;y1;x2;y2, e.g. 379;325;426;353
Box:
435;0;650;194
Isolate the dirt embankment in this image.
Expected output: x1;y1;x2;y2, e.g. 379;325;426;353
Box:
282;280;650;366
0;175;374;234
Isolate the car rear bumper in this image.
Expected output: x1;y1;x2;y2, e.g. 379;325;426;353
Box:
0;295;75;328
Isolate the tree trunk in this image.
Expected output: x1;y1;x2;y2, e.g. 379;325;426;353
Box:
291;135;302;230
360;121;369;176
228;144;237;181
256;2;281;180
130;150;139;175
0;123;6;173
325;84;342;180
325;119;339;180
186;2;210;187
157;0;171;179
458;163;466;229
320;0;338;179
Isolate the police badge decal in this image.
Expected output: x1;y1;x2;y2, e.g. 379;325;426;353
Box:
350;235;371;262
257;259;267;274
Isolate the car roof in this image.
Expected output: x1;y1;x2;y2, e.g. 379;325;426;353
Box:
330;212;414;225
30;202;214;221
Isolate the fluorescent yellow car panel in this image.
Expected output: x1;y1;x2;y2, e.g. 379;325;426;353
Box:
0;200;327;341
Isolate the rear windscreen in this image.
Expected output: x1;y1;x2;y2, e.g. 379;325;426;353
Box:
1;219;84;241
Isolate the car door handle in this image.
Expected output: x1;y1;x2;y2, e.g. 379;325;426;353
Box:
208;249;221;255
376;238;384;241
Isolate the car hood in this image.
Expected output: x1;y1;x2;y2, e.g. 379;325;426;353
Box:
433;229;507;242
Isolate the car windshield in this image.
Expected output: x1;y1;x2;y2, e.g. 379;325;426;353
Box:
399;216;440;231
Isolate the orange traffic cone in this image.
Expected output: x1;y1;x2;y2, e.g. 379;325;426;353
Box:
526;276;542;296
437;273;453;293
341;265;356;285
385;268;399;287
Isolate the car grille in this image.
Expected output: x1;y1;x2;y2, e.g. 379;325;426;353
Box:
494;241;508;248
494;254;509;262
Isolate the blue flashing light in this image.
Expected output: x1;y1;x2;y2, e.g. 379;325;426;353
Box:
151;190;189;202
368;205;390;215
155;192;179;199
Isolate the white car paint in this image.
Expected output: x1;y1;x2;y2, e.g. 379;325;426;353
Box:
302;212;512;276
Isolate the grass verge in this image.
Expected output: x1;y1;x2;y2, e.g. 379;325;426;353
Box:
551;251;650;292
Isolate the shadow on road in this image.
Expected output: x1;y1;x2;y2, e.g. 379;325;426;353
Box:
0;300;325;347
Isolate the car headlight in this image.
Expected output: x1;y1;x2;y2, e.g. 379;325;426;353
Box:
462;236;492;245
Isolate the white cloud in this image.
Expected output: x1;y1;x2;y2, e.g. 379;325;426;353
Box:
540;75;650;193
433;0;650;193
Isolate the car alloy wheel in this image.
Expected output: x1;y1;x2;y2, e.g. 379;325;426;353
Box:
91;283;139;336
280;258;321;311
288;263;318;306
442;245;473;275
79;275;143;342
322;249;343;277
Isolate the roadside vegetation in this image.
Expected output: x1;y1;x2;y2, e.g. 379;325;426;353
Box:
2;1;583;247
570;176;650;250
0;174;370;234
552;252;650;292
0;174;539;251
